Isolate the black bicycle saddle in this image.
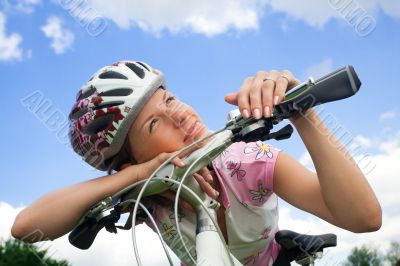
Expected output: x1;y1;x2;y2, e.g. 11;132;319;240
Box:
273;230;337;265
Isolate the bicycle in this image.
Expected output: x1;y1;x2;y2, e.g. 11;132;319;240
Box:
68;65;361;265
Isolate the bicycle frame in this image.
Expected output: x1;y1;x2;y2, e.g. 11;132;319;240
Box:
69;65;361;265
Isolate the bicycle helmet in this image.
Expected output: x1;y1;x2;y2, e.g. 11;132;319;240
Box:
69;61;165;171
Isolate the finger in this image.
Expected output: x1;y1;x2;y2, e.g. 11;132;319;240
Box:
280;70;300;91
224;92;238;106
198;167;213;183
261;70;279;117
275;70;295;105
140;152;172;178
237;77;253;118
170;156;186;168
261;78;274;117
274;71;290;106
193;173;218;199
249;71;267;119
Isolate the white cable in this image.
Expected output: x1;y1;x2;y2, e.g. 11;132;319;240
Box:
122;199;175;266
129;127;225;265
173;153;236;266
117;177;226;265
125;177;229;265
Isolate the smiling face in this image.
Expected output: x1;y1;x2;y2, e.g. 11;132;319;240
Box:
128;88;210;164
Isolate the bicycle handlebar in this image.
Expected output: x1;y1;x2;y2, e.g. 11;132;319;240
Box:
68;65;361;251
274;65;361;119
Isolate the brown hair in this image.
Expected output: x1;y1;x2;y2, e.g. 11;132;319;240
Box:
108;136;174;208
107;136;137;175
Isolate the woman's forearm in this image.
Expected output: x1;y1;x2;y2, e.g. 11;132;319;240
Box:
12;167;138;243
290;109;381;232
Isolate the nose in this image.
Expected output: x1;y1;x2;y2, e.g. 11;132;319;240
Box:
166;101;188;128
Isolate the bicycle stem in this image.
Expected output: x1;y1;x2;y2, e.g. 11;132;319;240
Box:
68;65;361;259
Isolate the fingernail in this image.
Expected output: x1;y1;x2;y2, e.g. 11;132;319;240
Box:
178;159;186;167
207;174;213;182
264;106;270;117
242;109;250;118
214;190;220;199
253;108;261;119
274;96;280;106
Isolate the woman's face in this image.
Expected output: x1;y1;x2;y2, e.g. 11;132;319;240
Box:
128;88;210;163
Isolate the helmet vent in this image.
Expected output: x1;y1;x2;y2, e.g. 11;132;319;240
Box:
92;101;124;111
78;86;96;101
136;62;150;71
70;108;88;120
125;62;145;79
99;71;128;80
84;113;115;135
100;88;133;97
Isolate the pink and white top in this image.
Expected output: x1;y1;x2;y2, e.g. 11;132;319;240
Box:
144;141;282;266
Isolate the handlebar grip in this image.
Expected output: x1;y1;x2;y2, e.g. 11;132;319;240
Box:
276;65;361;117
68;217;104;250
308;65;361;105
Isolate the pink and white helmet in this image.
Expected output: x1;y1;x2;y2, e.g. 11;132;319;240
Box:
69;61;165;170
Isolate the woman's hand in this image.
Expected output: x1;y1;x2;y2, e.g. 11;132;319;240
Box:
121;152;218;210
224;70;300;118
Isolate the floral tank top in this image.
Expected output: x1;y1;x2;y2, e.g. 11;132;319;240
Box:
144;141;282;265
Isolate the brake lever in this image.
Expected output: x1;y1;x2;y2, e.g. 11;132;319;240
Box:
69;198;122;249
68;65;361;250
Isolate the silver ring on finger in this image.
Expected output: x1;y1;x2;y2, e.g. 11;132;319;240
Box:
263;77;276;83
279;74;290;83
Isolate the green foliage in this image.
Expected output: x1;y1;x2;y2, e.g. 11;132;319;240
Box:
344;245;382;266
386;242;400;266
0;238;70;266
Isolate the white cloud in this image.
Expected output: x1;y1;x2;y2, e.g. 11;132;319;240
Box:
378;0;400;19
1;0;41;13
298;151;315;171
279;206;400;264
353;135;373;148
69;0;268;37
0;203;180;266
69;0;399;37
0;12;23;61
2;131;400;265
379;111;397;121
41;16;74;54
303;58;334;80
0;202;24;241
268;0;399;29
268;0;339;29
13;0;41;13
292;131;400;262
299;129;400;211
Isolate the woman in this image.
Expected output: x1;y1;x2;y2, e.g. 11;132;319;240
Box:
12;61;381;265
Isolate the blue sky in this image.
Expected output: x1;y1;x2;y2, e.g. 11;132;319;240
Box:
1;0;400;265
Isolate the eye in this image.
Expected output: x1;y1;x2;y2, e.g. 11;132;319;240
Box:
149;118;157;133
166;96;175;106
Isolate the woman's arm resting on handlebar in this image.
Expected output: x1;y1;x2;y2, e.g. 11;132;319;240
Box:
273;109;382;233
12;152;216;243
11;165;140;243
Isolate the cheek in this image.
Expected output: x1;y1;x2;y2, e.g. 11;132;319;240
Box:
154;130;185;150
142;130;185;160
